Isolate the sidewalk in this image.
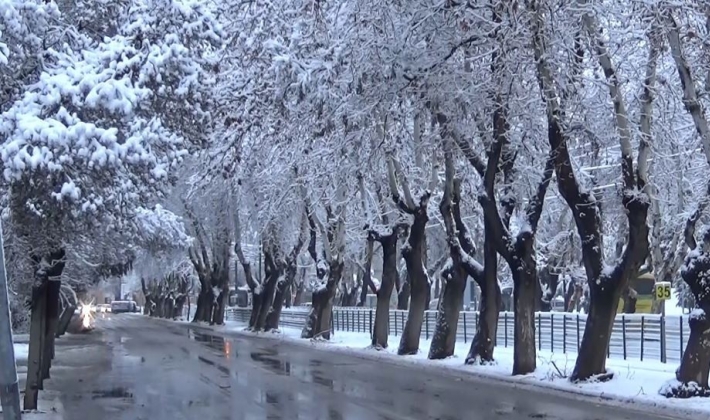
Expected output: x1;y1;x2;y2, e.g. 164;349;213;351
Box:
213;320;708;418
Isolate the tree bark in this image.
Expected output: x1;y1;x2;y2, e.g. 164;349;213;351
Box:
466;239;501;365
293;273;305;306
213;288;228;325
193;286;214;323
357;239;375;307
265;209;308;330
510;238;537;375
536;266;558;312
265;267;293;331
666;204;710;396
41;280;61;380
24;249;65;410
428;263;467;359
56;305;76;338
302;260;344;340
398;204;429;355
254;273;278;330
670;308;710;397
24;283;46;410
397;273;410;310
371;229;400;348
254;248;281;331
571;285;618;381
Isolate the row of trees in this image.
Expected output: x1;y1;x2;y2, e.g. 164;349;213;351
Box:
202;0;710;399
4;0;710;406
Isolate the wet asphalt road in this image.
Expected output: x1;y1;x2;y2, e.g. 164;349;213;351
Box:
41;315;684;420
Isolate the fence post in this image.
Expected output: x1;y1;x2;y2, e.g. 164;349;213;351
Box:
369;309;373;338
680;316;684;357
537;313;542;351
463;312;467;343
394;312;398;336
504;313;509;347
576;315;580;351
640;316;645;362
425;313;430;339
660;315;666;363
550;313;554;352
622;315;626;360
563;315;567;354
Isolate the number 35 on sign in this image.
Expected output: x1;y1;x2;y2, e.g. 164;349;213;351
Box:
654;281;672;300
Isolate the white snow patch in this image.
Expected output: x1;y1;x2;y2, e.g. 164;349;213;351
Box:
14;342;28;361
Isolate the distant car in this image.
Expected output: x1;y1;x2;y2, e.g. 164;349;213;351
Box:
97;304;111;313
111;300;138;314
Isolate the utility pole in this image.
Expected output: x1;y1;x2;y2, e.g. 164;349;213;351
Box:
0;220;21;420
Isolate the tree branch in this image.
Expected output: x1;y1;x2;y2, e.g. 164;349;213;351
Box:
665;9;710;166
386;154;415;214
637;24;662;189
685;183;710;250
580;2;636;189
525;151;555;233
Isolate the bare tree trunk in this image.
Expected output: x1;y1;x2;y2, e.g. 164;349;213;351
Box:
265;272;291;331
249;290;263;329
213;288;229;325
41;280;61;380
193;286;214;323
572;285;619;380
357;239;374;306
24;284;46;411
24;249;65;410
671;307;710;396
511;250;537;375
537;266;558;312
302;260;344;340
254;272;278;330
466;240;501;365
664;195;710;396
254;261;280;331
293;273;305;306
397;275;410;310
371;229;400;348
283;282;293;308
428;264;467;359
398;207;429;355
56;305;76;338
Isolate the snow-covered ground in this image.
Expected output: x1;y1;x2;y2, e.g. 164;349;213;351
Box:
223;320;708;417
14;342;29;362
665;288;687;316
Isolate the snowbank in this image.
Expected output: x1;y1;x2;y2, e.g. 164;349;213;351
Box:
223;321;708;417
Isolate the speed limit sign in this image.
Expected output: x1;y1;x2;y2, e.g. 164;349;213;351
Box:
654;281;672;300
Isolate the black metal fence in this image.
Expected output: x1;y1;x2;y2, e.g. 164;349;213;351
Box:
226;307;688;363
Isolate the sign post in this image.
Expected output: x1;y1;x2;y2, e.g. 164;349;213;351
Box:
655;281;672;363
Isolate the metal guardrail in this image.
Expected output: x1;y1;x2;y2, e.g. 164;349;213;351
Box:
226;307;689;363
